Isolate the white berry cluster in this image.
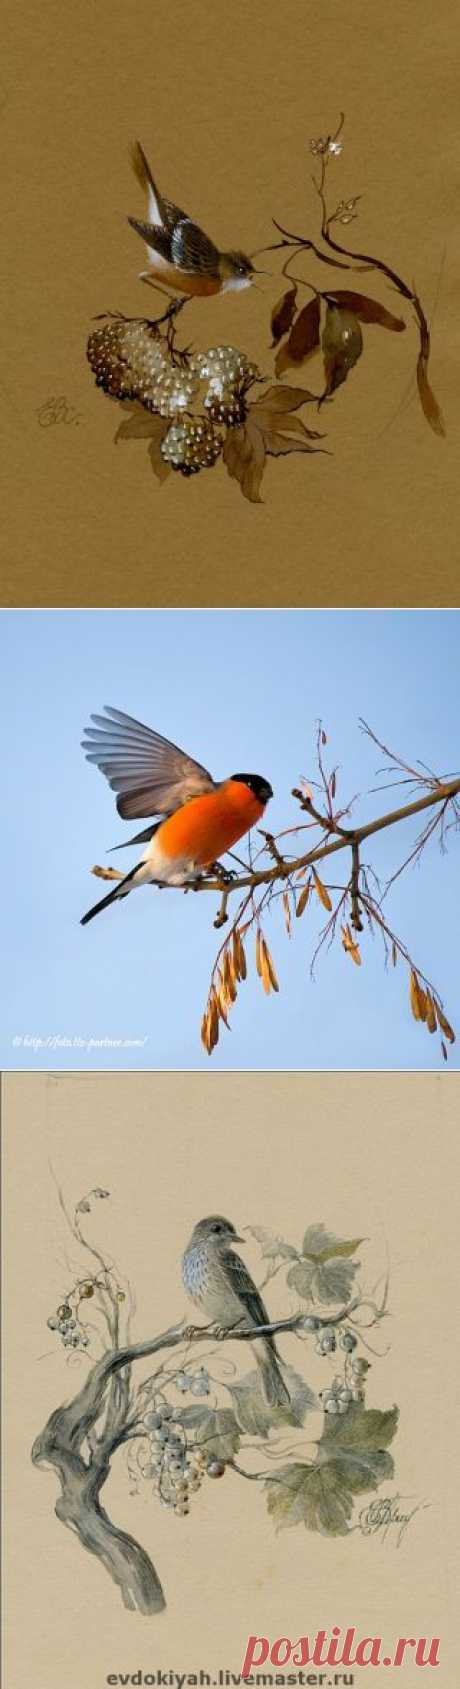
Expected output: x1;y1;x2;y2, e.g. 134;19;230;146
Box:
87;323;261;476
191;344;258;426
87;319;200;417
47;1293;92;1351
141;1397;225;1516
174;1366;211;1396
160;417;222;475
320;1376;354;1415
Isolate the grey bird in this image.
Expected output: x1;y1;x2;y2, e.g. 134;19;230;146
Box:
182;1215;290;1409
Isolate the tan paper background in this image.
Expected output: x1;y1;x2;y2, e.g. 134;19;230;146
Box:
3;1070;458;1686
2;0;458;608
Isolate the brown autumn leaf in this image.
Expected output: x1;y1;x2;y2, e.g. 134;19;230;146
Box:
324;290;406;332
223;386;324;502
255;930;263;977
416;351;445;438
322;305;363;397
252;385;318;414
275;296;321;377
312;868;332;912
222;420;266;503
115;404;171;483
271;286;298;346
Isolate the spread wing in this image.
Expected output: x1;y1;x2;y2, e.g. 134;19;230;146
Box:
171;216;220;275
222;1249;280;1358
82;706;216;820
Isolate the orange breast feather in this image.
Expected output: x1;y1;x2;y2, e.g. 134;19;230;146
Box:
157;782;264;866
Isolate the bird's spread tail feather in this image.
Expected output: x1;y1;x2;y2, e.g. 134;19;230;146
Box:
80;862;140;926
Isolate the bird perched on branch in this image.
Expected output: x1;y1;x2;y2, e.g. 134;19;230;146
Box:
80;707;272;925
182;1215;290;1408
128;141;257;300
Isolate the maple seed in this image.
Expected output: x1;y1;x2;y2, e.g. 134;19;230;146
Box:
436;1005;455;1044
312;869;332;912
296;881;311;918
341;923;362;965
409;970;428;1024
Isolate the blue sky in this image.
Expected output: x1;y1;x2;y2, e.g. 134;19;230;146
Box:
1;609;459;1071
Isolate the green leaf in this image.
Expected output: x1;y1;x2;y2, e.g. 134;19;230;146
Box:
246;1226;298;1261
180;1405;240;1462
286;1259;316;1299
287;1254;360;1305
265;1402;399;1536
228;1366;317;1438
301;1223;364;1263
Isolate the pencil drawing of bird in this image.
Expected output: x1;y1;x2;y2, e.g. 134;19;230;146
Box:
182;1215;290;1408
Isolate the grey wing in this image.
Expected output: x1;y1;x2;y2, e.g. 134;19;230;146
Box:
171;217;220;275
222;1250;280;1358
81;706;216;820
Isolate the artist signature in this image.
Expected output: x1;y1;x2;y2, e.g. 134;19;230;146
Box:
355;1493;429;1547
37;396;81;428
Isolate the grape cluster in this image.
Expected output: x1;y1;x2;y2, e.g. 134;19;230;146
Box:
192;345;258;427
87;320;167;408
160;417;222;475
320;1376;353;1415
141;1397;225;1516
47;1294;91;1351
174;1366;211;1396
87;319;202;417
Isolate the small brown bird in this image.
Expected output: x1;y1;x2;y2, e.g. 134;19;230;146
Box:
128;141;256;299
182;1216;290;1409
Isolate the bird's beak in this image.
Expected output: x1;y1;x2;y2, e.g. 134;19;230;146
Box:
232;1233;245;1243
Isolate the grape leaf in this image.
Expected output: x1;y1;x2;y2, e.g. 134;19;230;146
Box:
246;1225;298;1261
287;1256;359;1304
301;1223;363;1262
115;404;171;482
228;1365;317;1438
265;1402;398;1535
180;1405;240;1461
252;384;317;413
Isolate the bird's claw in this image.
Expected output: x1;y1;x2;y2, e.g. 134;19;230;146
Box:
210;862;237;883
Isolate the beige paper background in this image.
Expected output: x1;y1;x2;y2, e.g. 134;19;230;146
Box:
2;0;458;608
3;1070;459;1686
